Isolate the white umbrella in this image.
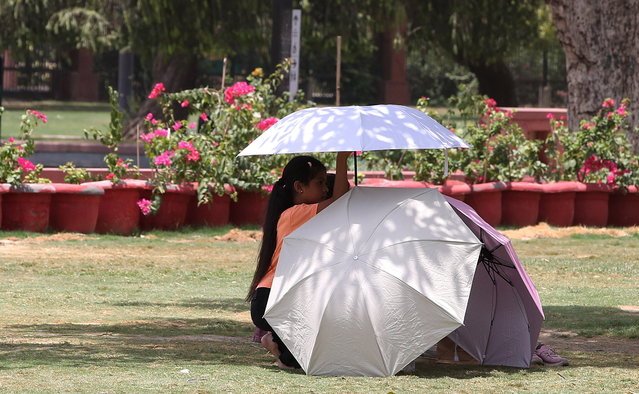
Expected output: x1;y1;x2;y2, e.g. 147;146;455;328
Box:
238;105;469;155
264;187;483;376
237;105;469;180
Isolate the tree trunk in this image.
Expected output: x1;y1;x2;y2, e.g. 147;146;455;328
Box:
549;0;639;152
270;0;292;94
123;52;198;139
467;60;518;107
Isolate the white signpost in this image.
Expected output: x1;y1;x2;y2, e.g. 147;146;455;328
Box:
289;9;301;101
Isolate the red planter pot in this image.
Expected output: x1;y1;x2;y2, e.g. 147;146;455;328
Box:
501;182;544;227
1;184;56;232
83;180;148;235
187;193;232;227
49;183;104;233
438;181;471;202
0;184;9;228
608;186;639;227
573;183;612;227
230;189;269;226
465;182;507;227
538;182;580;227
140;184;194;231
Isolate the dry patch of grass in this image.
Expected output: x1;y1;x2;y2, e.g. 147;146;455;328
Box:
502;222;639;240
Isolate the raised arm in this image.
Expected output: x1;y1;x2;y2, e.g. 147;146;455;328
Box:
317;151;350;213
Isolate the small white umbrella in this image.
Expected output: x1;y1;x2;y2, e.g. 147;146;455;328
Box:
237;104;469;179
264;187;483;376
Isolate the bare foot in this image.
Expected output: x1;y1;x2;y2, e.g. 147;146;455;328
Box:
260;332;280;358
276;358;295;369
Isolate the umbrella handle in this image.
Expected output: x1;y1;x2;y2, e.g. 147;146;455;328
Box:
353;151;358;185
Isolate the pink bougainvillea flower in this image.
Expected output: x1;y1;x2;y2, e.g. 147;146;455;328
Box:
224;81;255;105
546;113;555;119
17;157;36;172
154;150;174;166
116;158;129;168
106;173;115;180
189;122;196;129
145;113;154;121
602;98;615;108
154;128;168;137
177;141;194;150
582;122;596;130
137;199;153;216
172;122;182;131
484;98;497;109
148;82;166;99
200;113;208;122
213;142;219;147
27;109;48;124
7;137;14;143
180;99;190;108
616;105;627;117
255;117;279;131
140;132;155;143
186;149;200;162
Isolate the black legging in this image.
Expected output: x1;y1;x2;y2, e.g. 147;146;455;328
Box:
251;287;301;368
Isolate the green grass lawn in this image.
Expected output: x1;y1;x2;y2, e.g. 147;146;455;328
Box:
1;100;111;139
0;228;637;392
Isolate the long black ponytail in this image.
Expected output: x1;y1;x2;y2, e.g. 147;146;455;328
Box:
246;155;326;301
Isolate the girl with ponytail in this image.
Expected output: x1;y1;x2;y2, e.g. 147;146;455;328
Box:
248;152;350;369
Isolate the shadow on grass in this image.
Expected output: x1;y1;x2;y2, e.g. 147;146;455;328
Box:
112;297;248;313
542;305;639;339
0;338;269;370
9;317;253;338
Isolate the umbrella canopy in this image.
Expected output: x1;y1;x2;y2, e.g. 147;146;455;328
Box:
237;105;469;156
264;187;483;376
444;196;545;368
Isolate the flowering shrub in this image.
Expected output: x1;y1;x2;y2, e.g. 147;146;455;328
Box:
545;98;639;186
408;87;546;184
0;110;50;185
450;94;546;183
139;59;315;215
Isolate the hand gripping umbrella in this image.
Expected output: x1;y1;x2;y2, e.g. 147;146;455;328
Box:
237;105;470;182
444;196;545;368
264;187;483;376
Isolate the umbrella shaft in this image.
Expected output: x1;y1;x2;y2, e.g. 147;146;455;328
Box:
353;151;358;185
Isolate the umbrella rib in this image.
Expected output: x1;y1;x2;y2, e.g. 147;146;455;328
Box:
358;238;483;259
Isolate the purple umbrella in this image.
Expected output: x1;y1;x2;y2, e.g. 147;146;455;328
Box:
444;196;545;368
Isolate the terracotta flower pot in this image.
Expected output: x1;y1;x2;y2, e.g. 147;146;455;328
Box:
608;186;639;227
538;182;580;227
230;189;270;226
186;185;234;227
501;182;544;227
83;180;148;235
140;184;194;231
1;184;56;232
465;182;507;227
49;183;104;233
573;183;612;227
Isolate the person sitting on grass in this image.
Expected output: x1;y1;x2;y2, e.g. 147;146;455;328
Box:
247;152;350;369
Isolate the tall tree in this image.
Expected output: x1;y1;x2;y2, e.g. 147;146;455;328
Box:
405;0;542;106
548;0;639;151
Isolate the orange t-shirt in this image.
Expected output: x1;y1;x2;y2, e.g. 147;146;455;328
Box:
256;203;318;289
